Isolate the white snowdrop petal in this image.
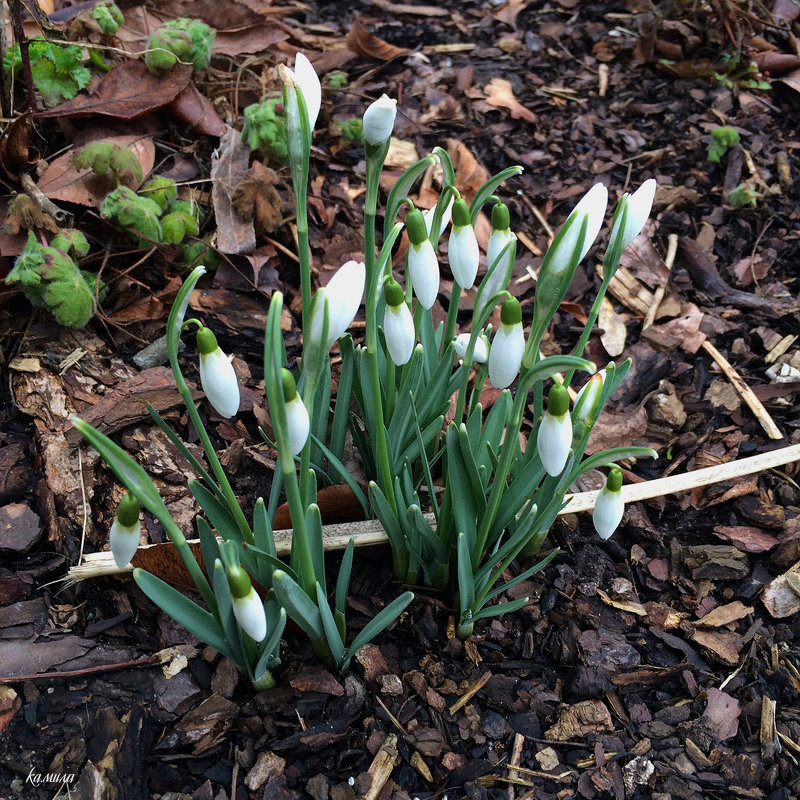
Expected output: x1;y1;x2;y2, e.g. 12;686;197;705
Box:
449;225;480;289
199;349;240;418
286;394;310;456
322;261;366;349
622;178;656;248
110;520;140;569
488;323;524;389
537;412;573;476
293;52;321;130
384;303;415;365
233;588;267;642
408;241;439;309
593;488;625;540
363;94;397;146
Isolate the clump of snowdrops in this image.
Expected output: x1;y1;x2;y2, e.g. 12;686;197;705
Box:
73;53;657;687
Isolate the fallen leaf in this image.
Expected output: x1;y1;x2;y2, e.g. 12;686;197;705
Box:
347;18;410;61
484;78;536;123
492;0;529;28
598;296;626;356
36;61;193;120
545;700;613;741
232;162;284;235
212;127;256;255
167;82;227;137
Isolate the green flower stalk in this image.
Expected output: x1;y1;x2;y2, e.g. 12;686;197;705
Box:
110;492;141;568
593;466;624;540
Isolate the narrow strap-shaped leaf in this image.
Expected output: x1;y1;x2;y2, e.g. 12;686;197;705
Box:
330;336;355;463
456;533;475;619
341;591;414;670
384;154;437;240
316;582;345;667
432;146;456;188
272;570;324;641
134;568;234;661
482;549;559;605
212;559;246;666
469;594;531;623
335;539;354;619
446;425;478;553
468;166;524;226
243;542;297;584
190;480;247;545
305;503;326;595
197;516;220;583
310;434;370;519
254;606;286;681
253;498;277;559
573;446;657;479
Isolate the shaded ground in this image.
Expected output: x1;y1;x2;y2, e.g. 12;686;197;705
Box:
2;1;800;798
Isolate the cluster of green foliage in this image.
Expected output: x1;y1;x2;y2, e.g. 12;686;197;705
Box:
6;231;99;328
3;38;91;106
729;183;761;208
242;98;288;164
707;126;740;163
335;118;364;145
92;1;124;35
145;18;215;74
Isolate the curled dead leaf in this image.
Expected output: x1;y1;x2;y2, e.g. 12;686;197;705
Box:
347;18;410;61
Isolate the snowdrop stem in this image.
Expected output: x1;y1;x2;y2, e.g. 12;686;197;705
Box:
166;267;253;545
442;282;461;356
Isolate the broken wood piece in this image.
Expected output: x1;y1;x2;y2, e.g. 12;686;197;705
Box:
760;696;777;764
448;670;491;714
363;733;399;800
701;339;783;440
66;443;800;583
642;233;677;329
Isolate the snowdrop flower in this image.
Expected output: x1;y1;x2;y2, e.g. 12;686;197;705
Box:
197;326;240;418
537;382;573;476
608;179;657;251
282;369;310;456
110;492;140;569
424;195;454;242
484;201;515;299
572;369;606;424
488;296;524;389
280;52;321;130
309;260;366;350
454;332;489;364
593;466;624;540
548;183;608;275
406;206;439;309
448;198;479;289
363;94;397;146
383;279;415;365
227;564;267;642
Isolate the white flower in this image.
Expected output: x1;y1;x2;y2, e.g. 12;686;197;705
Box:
548;183;608;275
281;368;309;455
454;332;488;364
424;196;454;242
408;239;439;309
310;260;366;350
363;94;397;146
609;178;657;251
572;369;605;424
282;52;321;130
383;281;415;365
593;467;624;540
537;383;572;476
197;328;240;418
228;564;267;641
449;198;479;288
488;297;524;389
110;493;140;569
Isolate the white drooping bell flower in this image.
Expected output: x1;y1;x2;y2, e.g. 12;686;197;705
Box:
309;260;366;350
548;183;608;275
593;465;625;540
281;368;310;456
537;383;573;476
608;178;657;252
454;332;489;364
448;198;480;289
110;492;141;569
227;564;267;642
483;200;515;301
488;296;524;389
406;206;439;309
383;279;415;365
363;94;397;146
280;52;321;130
197;326;240;418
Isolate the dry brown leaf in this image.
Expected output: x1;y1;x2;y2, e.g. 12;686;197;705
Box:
232;162;284;235
347;18;410;61
212;127;256;255
371;0;449;17
483;78;536;123
598;296;626;357
492;0;529;28
167;83;227;137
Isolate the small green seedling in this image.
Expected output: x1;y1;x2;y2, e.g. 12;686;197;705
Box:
242;97;288;164
728;183;760;208
5;231;97;327
161;200;200;244
92;1;123;34
72;141;143;184
101;186;163;242
139;176;178;211
324;71;348;89
3;38;91;106
145;18;215;74
707;126;740;163
336;117;363;145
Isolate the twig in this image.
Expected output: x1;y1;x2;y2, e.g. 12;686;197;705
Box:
20;172;72;227
642;233;677;329
10;0;38;113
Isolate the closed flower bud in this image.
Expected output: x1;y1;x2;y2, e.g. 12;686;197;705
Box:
110;492;140;569
454;332;489;364
280;52;321;130
488;296;524;389
484;201;514;298
572;369;605;424
593;466;624;540
282;368;310;456
227;564;267;642
537;383;573;476
197;326;240;418
406;207;439;309
383;280;415;365
363;94;397;146
310;260;366;350
449;198;480;289
548;183;608;275
608;178;656;252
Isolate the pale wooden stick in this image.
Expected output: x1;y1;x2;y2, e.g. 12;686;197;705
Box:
67;443;800;583
642;233;677;329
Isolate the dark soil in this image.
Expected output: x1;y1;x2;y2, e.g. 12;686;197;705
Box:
2;1;800;799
